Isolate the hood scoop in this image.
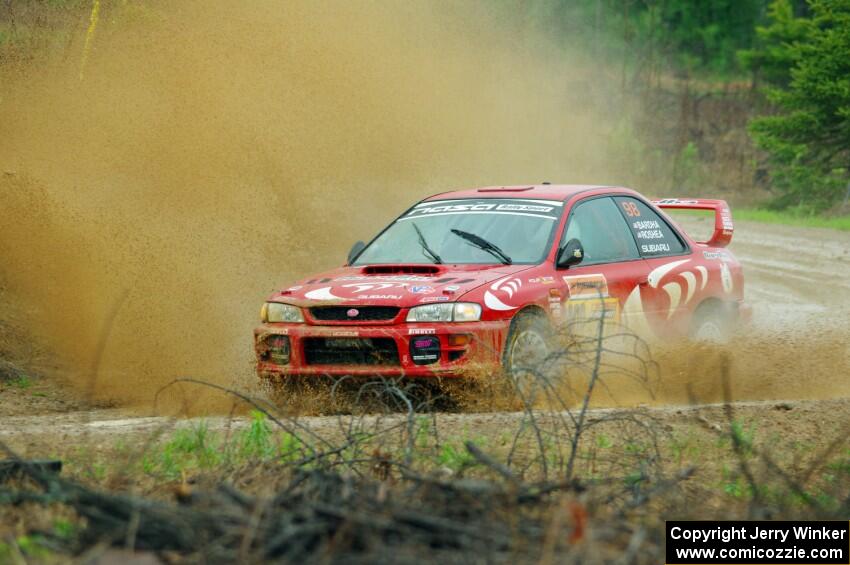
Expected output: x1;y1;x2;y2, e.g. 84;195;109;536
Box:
361;265;441;276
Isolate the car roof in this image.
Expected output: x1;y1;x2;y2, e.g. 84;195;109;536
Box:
423;184;621;202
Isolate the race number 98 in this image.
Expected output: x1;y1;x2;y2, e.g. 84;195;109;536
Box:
621;201;641;217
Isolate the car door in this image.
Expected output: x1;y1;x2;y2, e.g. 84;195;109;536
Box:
612;195;694;336
556;196;649;335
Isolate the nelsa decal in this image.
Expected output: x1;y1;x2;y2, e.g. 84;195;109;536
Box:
404;199;560;220
408;203;497;216
420;296;449;302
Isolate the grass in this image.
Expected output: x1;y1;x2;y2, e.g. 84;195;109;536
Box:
733;208;850;231
7;375;32;389
140;410;309;480
4;404;850;565
665;206;850;231
666;206;850;231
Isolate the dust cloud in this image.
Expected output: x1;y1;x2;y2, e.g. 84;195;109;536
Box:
4;2;844;413
0;1;627;408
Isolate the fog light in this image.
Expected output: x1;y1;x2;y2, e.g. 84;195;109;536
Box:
264;335;290;365
448;334;471;347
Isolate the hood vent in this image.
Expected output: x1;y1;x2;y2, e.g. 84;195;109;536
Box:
361;265;440;276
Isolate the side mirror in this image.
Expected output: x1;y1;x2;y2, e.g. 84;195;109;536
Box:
557;238;584;269
347;241;366;265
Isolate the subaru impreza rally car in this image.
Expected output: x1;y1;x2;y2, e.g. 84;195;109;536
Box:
255;184;749;381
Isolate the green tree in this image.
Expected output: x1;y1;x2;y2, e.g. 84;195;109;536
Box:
738;0;812;87
658;0;764;75
749;0;850;210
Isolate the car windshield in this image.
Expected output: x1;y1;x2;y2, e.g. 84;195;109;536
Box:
353;198;563;265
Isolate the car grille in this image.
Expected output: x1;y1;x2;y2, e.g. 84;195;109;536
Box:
309;306;400;322
303;337;400;366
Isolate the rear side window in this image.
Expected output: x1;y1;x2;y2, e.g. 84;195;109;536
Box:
614;197;686;257
562;197;640;264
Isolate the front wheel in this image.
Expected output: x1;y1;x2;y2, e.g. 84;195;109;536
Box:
502;312;554;402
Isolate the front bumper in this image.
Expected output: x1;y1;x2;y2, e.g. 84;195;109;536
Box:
255;320;508;379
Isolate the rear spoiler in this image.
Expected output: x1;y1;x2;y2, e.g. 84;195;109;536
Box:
651;198;734;247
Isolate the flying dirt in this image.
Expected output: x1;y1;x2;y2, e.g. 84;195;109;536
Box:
0;1;848;418
1;214;848;432
0;0;640;410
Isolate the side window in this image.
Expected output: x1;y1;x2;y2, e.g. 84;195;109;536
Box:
614;197;686;257
562;197;640;264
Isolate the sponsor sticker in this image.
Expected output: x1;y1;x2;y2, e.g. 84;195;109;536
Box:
655;198;699;205
528;276;556;284
409;285;435;294
565;297;620;324
330;330;358;337
562;274;609;299
400;198;561;221
484;276;522;311
641;243;671;254
408;328;436;335
720;207;734;231
357;294;402;300
632;220;660;230
702;251;729;261
420;296;450;302
444;285;461;292
720;262;734;293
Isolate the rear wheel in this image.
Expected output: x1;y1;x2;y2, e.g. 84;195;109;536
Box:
690;302;731;343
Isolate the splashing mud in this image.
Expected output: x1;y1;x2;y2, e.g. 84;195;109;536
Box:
1;3;848;413
0;1;628;408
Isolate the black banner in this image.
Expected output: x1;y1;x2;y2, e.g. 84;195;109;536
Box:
666;521;850;564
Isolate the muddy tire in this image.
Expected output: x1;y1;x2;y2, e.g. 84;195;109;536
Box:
502;311;553;403
690;301;732;344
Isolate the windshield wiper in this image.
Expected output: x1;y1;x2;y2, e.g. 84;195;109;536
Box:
450;229;512;265
412;223;443;264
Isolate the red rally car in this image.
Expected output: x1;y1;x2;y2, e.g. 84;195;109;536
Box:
255;184;750;381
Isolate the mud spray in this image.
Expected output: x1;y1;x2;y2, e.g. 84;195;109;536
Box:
0;1;628;410
0;1;847;412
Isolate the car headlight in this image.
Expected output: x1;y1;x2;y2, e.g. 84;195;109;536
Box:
261;302;304;323
406;302;481;322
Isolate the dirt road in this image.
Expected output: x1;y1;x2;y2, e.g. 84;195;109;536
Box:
1;217;849;440
724;218;850;327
